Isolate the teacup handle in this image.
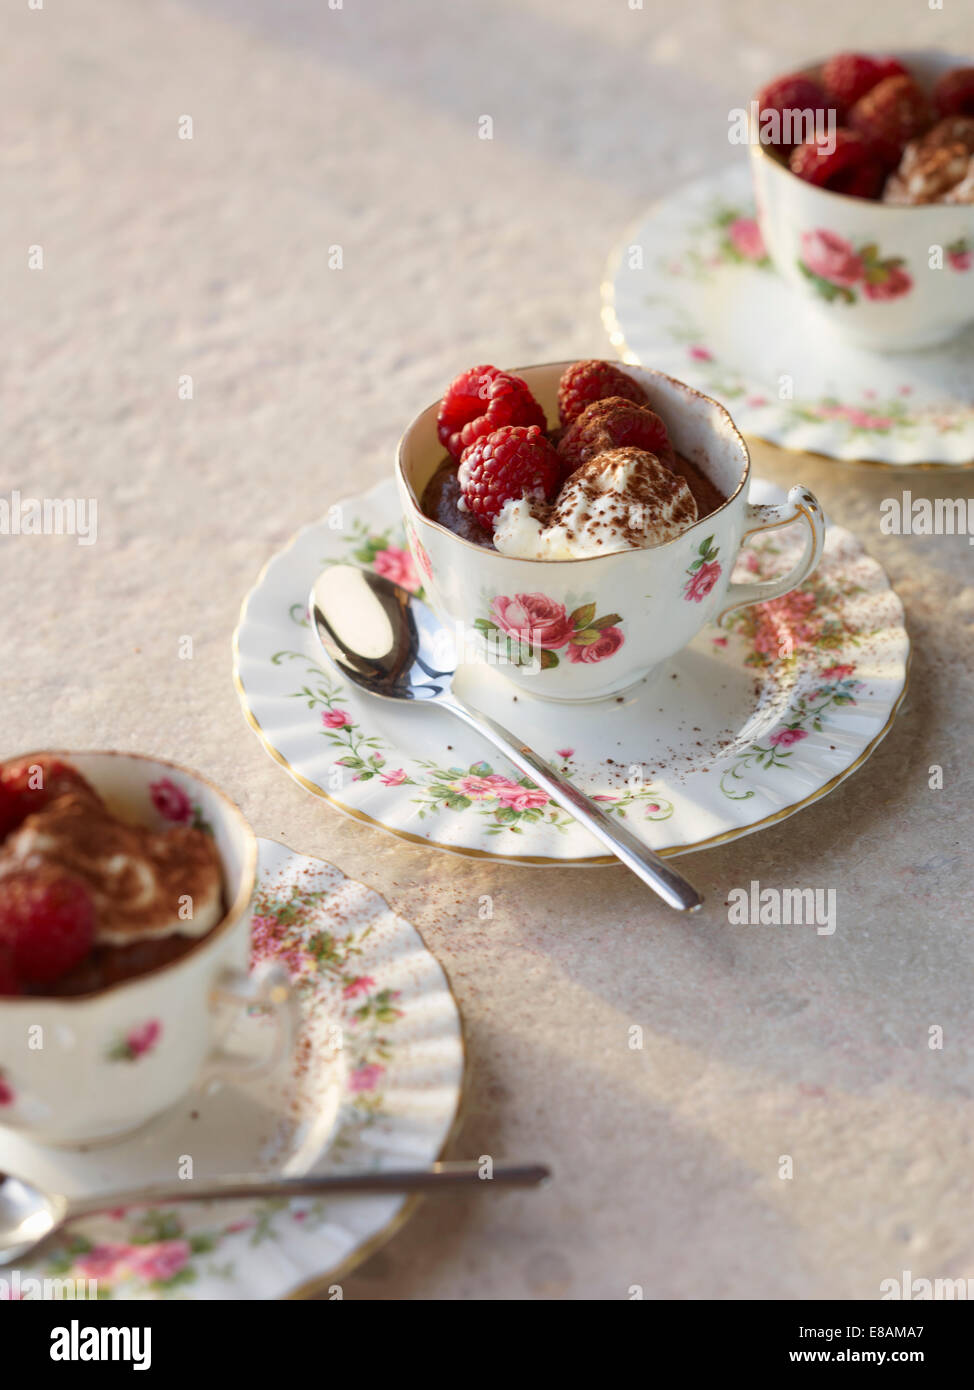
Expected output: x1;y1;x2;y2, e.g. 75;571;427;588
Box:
716;485;826;624
204;963;301;1079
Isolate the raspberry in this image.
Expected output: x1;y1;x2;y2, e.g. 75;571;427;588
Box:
557;360;648;426
457;424;562;529
934;67;974;119
756;73;830;151
436;365;546;460
0;942;21;996
822;53;907;113
849;75;933;166
0;757;100;841
0;870;97;986
788;128;886;198
557;397;674;474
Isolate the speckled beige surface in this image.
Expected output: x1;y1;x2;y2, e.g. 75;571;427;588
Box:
4;0;973;1300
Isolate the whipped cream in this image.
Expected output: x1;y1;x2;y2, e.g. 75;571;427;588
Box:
883;116;974;204
493;447;698;560
0;797;224;945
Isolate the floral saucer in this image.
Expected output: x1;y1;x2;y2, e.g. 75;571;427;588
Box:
603;165;974;468
0;839;464;1300
233;477;909;865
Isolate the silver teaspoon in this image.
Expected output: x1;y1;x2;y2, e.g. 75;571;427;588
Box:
0;1161;550;1265
309;565;703;913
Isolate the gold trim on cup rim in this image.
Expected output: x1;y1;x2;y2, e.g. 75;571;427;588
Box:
396;359;752;565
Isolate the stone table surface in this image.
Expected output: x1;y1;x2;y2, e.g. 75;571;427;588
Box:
4;0;973;1300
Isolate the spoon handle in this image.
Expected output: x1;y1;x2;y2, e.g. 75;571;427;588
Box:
444;696;703;913
64;1161;550;1219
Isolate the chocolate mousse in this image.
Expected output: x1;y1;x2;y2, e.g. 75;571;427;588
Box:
0;758;226;996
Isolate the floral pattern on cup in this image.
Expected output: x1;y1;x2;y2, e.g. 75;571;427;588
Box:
798;230;912;305
107;1019;163;1063
683;535;722;602
476;594;625;670
149;779;213;835
0;1070;14;1106
947;238;972;273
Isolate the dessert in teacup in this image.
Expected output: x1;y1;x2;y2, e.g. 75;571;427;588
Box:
0;756;225;996
0;751;285;1147
397;360;826;702
749;51;974;348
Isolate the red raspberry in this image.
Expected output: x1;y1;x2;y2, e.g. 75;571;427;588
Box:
557;397;674;474
457;424;562;529
788;128;886;198
0;870;97;986
849;75;933;166
0;942;21;996
557;360;648;426
822;53;907;113
756;73;830;151
436;365;546;460
0;757;100;841
934;67;974;119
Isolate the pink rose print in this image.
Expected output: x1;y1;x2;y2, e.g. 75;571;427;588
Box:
863;265;913;301
768;728;808;748
131;1240;192;1284
483;594;626;670
799;229;862;288
567;626;625;663
555;748;574;759
379;768;407;786
127;1019;161;1057
728;217;767;262
349;1063;385;1093
490;593;575;651
821;664;854;680
0;1073;14;1106
373;545;420;592
343;975;376;999
150;778;193;824
108;1018;162;1062
322;708;352;729
493;782;550;811
685;561;722;603
455;774;503;800
689;345;713;361
683;534;722;603
948;247;972;272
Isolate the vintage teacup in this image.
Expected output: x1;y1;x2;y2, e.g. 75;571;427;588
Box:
750;50;974;351
0;751;290;1147
396;361;826;702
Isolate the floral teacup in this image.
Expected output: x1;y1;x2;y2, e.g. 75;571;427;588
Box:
750;49;974;350
396;361;826;703
0;751;292;1147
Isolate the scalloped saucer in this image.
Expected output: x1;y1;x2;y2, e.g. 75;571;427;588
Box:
0;840;464;1300
603;165;974;468
233;477;909;865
